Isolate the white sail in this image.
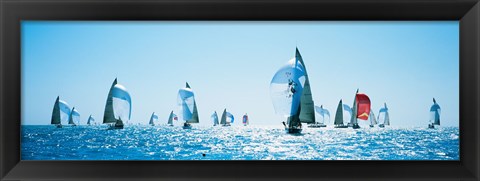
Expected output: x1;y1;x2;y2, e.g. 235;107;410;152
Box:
69;107;80;125
378;103;390;126
270;57;306;118
177;83;199;123
342;104;352;123
212;111;219;126
178;89;194;121
430;99;440;125
369;111;377;125
51;96;71;125
103;78;132;124
149;112;158;125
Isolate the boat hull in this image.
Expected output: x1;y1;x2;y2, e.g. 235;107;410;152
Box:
55;124;62;128
352;124;361;129
308;124;327;128
334;125;348;128
378;124;385;128
285;128;302;134
183;123;192;129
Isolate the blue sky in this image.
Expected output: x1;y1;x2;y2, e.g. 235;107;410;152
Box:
21;21;459;127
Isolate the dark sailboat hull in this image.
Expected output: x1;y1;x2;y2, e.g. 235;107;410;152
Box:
285;128;302;134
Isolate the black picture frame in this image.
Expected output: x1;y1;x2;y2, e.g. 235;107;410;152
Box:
1;0;479;180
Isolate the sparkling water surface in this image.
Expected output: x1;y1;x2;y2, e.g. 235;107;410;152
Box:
21;125;459;160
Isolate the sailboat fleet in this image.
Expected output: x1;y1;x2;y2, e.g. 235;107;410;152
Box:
48;48;442;132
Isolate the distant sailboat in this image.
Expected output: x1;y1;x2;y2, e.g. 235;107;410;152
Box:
429;98;440;128
349;89;371;129
87;115;95;126
51;96;71;128
369;111;377;127
270;48;315;134
220;109;234;126
333;99;349;128
167;111;177;126
310;105;329;128
103;78;132;130
212;111;219;126
149;112;158;126
242;113;249;126
68;107;80;127
378;103;390;128
178;82;199;129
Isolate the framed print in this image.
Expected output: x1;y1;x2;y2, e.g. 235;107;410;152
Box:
1;0;479;180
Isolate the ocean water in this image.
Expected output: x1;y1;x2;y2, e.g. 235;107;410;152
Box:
21;125;459;160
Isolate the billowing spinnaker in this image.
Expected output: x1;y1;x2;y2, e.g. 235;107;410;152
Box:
111;84;132;122
226;112;234;123
315;106;330;122
356;94;371;120
430;103;441;125
177;87;195;121
342;104;352;122
69;108;80;125
51;97;72;125
270;58;306;117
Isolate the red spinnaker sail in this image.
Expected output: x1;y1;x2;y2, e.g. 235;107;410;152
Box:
356;93;371;120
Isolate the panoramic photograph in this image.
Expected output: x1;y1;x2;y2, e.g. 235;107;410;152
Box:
21;21;459;160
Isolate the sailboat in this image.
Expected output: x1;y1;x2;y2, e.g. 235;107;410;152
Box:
220;109;234;126
68;107;80;127
270;48;315;134
349;89;371;129
212;111;219;126
87;115;95;126
167;111;177;126
429;98;440;128
51;96;72;128
333;99;349;128
178;82;199;129
242;113;249;126
378;103;390;128
149;112;158;126
369;111;377;127
103;78;132;130
310;105;329;128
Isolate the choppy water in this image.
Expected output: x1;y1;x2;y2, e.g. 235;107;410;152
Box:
21;125;459;160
